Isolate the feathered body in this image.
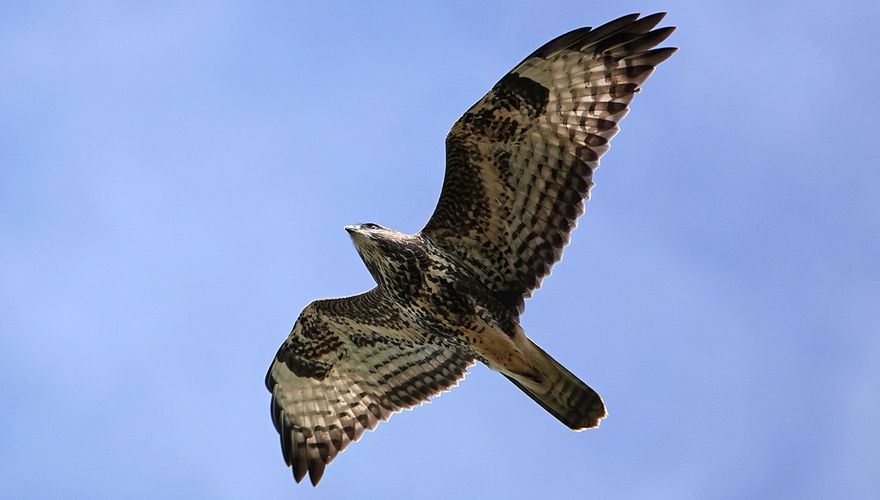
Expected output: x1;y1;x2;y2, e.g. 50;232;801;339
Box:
266;13;677;486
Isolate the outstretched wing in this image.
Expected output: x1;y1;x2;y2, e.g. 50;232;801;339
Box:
422;13;676;313
265;289;474;486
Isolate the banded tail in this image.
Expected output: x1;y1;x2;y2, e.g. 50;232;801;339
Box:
504;336;606;430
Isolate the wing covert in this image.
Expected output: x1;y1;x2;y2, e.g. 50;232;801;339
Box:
422;13;676;313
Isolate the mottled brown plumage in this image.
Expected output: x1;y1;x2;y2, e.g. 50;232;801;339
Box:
266;13;676;486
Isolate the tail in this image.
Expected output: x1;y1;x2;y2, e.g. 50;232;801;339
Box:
504;339;606;430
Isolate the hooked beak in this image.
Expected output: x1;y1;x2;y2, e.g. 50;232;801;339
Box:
344;225;357;235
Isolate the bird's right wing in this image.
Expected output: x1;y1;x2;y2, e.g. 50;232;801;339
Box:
265;289;474;486
422;13;676;313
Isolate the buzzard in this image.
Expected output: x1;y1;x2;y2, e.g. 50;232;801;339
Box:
266;12;676;486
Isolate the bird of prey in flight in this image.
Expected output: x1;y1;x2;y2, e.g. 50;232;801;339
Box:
266;12;676;486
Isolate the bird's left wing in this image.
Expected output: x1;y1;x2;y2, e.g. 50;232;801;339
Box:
265;288;474;486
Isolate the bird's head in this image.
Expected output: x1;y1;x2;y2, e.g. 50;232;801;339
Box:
344;223;403;256
344;223;423;290
343;223;393;246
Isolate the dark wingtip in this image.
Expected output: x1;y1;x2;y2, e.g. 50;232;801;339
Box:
292;447;308;484
650;26;677;44
309;461;326;486
661;47;680;60
643;11;667;22
292;466;307;484
656;46;679;57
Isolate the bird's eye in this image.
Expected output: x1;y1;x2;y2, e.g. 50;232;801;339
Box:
362;223;380;230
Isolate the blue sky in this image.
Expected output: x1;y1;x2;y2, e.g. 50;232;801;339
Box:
2;1;878;498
